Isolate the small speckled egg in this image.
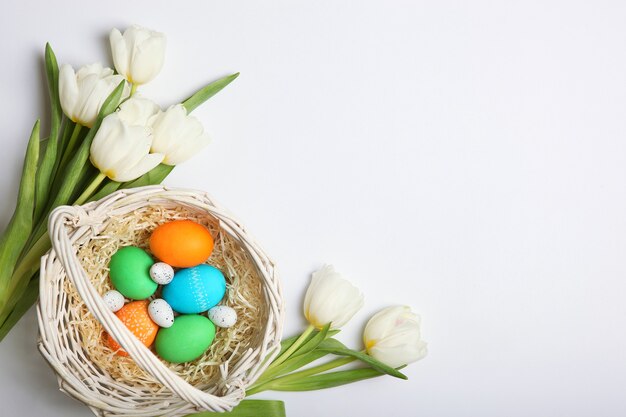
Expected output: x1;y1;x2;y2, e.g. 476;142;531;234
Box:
148;299;175;328
104;300;159;356
150;220;214;268
208;306;237;328
103;290;125;312
150;262;175;285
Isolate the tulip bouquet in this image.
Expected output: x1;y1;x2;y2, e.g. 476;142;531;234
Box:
247;265;427;393
0;25;238;340
197;265;427;417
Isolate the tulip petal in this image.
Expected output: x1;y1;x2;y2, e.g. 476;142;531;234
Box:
368;340;427;368
151;104;186;153
129;34;166;84
59;64;79;122
113;125;153;169
303;265;363;330
90;113;151;176
110;28;129;80
163;132;210;165
110;25;166;85
363;305;427;368
364;305;409;342
117;95;161;126
59;63;127;128
75;74;114;127
89;114;127;172
150;104;211;165
113;153;164;182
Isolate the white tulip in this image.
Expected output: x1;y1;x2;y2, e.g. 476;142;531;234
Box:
363;306;427;368
303;265;364;329
151;104;211;165
59;63;128;128
89;113;163;182
110;25;166;85
116;95;161;127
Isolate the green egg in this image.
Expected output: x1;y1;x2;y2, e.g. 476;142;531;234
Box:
109;246;157;300
155;315;216;363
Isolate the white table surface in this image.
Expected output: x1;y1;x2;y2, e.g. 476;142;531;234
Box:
2;1;626;416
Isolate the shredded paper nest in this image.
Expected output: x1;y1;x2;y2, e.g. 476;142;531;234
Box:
63;204;266;390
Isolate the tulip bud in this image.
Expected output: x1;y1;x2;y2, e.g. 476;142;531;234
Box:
59;63;128;128
150;104;211;165
89;113;163;182
363;306;427;368
303;265;364;330
110;25;166;85
116;95;161;127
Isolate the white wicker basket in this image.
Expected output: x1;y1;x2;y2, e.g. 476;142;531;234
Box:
37;186;284;416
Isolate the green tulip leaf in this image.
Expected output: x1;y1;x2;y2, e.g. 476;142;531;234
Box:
255;325;338;387
0;121;40;327
88;180;122;203
182;72;240;113
187;400;285;417
254;349;329;386
34;43;62;222
86;164;174;204
278;335;305;355
278;328;339;357
294;323;331;355
0;277;38;340
39;136;50;148
268;367;385;392
51;121;73;182
317;338;407;380
97;82;127;121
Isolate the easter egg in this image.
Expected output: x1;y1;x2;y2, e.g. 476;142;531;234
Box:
109;246;157;300
103;290;125;312
155;315;216;363
105;300;159;356
148;299;175;328
208;305;237;328
150;262;175;285
150;220;214;268
163;264;226;314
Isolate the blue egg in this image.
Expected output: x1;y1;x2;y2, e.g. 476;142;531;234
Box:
163;264;226;314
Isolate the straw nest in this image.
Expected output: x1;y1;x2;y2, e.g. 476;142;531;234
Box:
37;186;284;416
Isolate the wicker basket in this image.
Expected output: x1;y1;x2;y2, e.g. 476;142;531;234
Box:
37;186;284;416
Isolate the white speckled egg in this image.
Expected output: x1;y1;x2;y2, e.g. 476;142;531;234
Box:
103;290;125;312
150;262;175;285
148;299;175;328
208;305;237;328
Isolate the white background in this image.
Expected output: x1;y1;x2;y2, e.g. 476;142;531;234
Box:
1;1;626;416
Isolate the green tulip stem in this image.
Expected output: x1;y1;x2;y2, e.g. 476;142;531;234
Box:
268;325;315;370
272;356;355;382
57;123;83;174
74;172;107;206
246;356;357;395
130;83;137;96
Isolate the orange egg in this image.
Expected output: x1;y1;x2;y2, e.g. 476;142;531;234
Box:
149;220;214;268
105;300;159;356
